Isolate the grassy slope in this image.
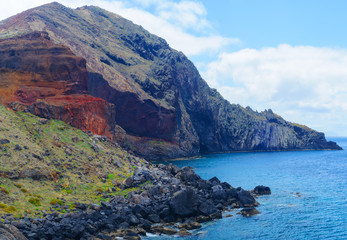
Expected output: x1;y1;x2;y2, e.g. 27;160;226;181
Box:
0;105;149;219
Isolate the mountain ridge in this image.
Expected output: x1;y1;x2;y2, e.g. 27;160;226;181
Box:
0;2;341;160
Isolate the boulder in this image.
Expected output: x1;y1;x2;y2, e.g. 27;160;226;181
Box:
178;228;191;236
240;207;261;217
147;214;160;223
123;177;134;188
211;185;226;200
253;185;271;195
175;167;201;185
209;176;221;185
198;200;218;216
169;189;198;217
162;227;178;235
237;189;258;207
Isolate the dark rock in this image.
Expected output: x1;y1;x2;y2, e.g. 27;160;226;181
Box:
198;200;218;216
70;224;85;238
237;189;258;207
159;207;170;218
240;207;261;217
14;144;22;151
0;139;10;145
97;233;112;240
211;185;226;200
209;211;223;219
196;215;210;223
253;185;271;195
175;167;201;184
147;214;160;223
225;188;238;198
209;176;221;185
32;153;43;160
123;177;134;188
170;189;198;217
127;214;140;226
119;222;130;229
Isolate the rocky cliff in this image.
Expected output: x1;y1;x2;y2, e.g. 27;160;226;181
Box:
0;2;341;159
0;31;114;137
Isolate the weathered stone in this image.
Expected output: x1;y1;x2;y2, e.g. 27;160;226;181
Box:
123;177;134;188
253;185;271;195
162;227;178;235
177;228;191;236
212;185;226;200
179;222;201;230
199;200;218;216
147;214;160;223
240;207;261;217
237;189;258;207
170;189;198;217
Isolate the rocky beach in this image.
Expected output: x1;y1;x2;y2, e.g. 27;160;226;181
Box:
1;159;269;240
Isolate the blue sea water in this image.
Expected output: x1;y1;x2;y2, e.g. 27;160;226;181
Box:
147;137;347;240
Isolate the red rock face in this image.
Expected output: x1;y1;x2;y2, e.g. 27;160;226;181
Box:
0;32;113;136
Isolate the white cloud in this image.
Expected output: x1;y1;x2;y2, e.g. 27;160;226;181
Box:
203;44;347;136
0;0;237;56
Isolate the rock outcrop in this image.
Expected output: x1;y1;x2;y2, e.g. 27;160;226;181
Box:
0;31;115;137
0;3;341;159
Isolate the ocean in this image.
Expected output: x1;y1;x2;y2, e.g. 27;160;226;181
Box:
146;137;347;240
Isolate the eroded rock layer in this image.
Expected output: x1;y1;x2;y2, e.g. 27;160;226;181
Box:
0;31;114;136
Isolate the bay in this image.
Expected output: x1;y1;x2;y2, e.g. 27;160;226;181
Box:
147;137;347;240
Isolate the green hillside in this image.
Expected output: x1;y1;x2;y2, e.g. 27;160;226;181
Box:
0;105;149;218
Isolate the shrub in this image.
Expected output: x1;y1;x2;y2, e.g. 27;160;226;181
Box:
20;188;28;193
6;205;16;213
28;197;41;206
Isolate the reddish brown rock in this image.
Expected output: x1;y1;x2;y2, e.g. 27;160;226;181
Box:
0;32;114;137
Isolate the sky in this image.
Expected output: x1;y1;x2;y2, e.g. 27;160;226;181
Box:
1;0;347;136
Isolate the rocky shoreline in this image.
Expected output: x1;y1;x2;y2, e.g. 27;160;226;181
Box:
1;163;270;240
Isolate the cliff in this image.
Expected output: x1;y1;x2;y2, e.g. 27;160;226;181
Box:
0;2;341;159
0;31;114;137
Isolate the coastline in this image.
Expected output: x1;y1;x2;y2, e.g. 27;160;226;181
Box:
159;147;343;162
1;163;267;240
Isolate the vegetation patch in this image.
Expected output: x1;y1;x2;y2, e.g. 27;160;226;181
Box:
0;105;149;218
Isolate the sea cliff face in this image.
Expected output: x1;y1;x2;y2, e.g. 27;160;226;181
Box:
0;3;341;160
0;31;115;137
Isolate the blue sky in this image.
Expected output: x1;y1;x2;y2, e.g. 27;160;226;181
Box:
1;0;347;136
201;0;347;48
